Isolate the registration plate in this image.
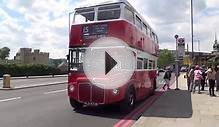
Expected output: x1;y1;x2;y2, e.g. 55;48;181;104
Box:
84;102;99;106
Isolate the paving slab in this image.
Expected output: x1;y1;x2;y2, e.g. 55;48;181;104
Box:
132;73;219;127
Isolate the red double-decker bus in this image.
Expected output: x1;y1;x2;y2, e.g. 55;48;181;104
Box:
68;0;159;112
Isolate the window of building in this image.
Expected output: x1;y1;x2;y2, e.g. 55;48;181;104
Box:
124;7;134;23
33;57;36;61
137;58;143;69
135;15;142;30
98;5;121;20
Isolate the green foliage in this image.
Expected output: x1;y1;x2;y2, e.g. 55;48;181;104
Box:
0;47;10;60
158;49;175;68
206;60;219;67
0;64;63;77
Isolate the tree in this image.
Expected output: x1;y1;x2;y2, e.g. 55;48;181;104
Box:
0;47;10;60
158;49;175;68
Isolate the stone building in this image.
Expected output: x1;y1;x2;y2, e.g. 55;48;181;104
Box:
213;33;219;54
210;33;219;62
14;48;49;65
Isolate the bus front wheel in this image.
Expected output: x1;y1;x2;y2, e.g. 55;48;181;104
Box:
120;87;136;113
69;98;83;110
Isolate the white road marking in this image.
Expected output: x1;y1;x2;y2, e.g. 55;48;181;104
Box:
0;97;22;103
44;89;67;95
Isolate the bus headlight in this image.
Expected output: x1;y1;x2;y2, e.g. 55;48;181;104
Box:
69;85;75;92
112;89;119;95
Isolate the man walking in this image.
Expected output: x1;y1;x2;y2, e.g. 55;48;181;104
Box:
201;66;207;91
188;65;195;92
206;67;216;97
215;66;219;91
186;67;191;91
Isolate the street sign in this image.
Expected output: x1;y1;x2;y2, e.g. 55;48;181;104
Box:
178;38;185;57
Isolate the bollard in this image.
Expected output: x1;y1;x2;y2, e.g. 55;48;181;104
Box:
3;74;11;88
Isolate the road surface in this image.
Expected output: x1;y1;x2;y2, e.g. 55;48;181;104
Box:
0;75;165;127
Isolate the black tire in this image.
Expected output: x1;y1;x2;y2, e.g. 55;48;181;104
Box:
120;87;136;113
69;98;83;110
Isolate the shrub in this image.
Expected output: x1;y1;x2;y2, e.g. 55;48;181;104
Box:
0;64;63;77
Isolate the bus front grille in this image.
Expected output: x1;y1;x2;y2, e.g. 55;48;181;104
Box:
78;83;105;104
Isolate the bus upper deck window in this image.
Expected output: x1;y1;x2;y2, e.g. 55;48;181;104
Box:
124;7;134;23
98;5;121;20
135;15;142;30
74;8;95;24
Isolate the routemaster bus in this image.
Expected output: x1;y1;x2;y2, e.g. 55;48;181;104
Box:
68;0;159;112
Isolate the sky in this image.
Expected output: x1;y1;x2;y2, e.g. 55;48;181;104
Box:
0;0;219;59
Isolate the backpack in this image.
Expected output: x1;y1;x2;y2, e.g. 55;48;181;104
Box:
195;71;203;80
164;71;171;80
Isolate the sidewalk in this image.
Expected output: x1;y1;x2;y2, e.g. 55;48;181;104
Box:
0;74;67;80
132;74;219;127
0;76;67;90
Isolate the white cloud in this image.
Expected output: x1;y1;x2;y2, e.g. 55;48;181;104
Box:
0;0;219;59
1;0;72;58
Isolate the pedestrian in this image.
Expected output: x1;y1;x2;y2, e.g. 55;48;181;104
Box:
186;66;191;91
206;66;216;97
215;65;219;91
193;65;203;94
163;67;172;90
188;65;195;92
201;65;207;91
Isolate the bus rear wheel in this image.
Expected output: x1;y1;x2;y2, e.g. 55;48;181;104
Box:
69;98;83;110
152;78;157;95
120;87;136;113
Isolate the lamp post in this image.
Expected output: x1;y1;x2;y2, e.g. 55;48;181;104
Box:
191;0;194;59
174;34;180;90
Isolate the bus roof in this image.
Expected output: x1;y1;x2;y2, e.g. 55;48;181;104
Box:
75;0;156;35
75;0;131;10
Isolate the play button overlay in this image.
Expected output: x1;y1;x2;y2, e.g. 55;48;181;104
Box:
105;52;117;75
83;37;135;90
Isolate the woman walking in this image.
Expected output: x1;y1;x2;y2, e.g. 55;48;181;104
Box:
215;66;219;91
188;65;195;92
206;67;216;97
193;65;203;94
